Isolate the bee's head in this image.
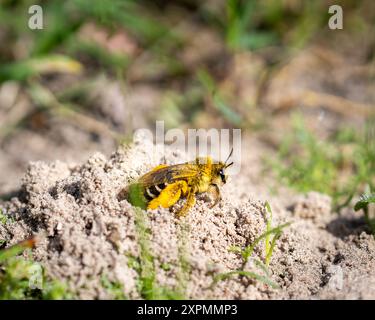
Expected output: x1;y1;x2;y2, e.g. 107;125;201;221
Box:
215;162;233;184
213;148;234;185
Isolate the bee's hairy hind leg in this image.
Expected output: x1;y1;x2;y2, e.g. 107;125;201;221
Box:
176;190;196;217
147;180;188;210
207;184;221;208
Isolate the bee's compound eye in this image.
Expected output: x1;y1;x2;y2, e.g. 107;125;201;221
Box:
219;169;226;183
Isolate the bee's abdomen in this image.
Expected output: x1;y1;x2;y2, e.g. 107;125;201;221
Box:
144;183;167;201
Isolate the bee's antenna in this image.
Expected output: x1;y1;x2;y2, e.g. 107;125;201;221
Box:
225;161;234;168
224;147;234;166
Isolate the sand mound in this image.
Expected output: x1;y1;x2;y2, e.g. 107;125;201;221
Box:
1;136;374;299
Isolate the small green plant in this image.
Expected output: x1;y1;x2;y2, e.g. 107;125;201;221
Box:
131;208;186;300
175;221;191;298
270;114;339;195
0;238;36;263
133;207;157;299
210;202;290;289
0;209;13;225
269;114;375;211
0;210;7;225
0;238;72;299
101;275;127;300
354;190;375;236
210;269;277;289
264;201;287;266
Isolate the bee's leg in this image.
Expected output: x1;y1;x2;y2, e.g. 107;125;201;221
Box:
176;189;196;217
207;184;221;208
147;181;188;210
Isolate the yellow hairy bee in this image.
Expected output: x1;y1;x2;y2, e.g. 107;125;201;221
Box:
127;149;234;217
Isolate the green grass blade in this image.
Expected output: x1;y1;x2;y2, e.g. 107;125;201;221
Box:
354;193;375;211
210;270;279;289
242;222;291;263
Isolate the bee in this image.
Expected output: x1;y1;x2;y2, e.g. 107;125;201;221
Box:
127;149;234;217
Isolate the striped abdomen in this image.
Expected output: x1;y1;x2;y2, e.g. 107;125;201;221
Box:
144;183;168;201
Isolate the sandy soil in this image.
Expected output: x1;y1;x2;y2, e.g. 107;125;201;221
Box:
0;134;374;299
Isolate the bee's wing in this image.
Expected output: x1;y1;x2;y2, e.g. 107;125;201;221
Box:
138;163;198;186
